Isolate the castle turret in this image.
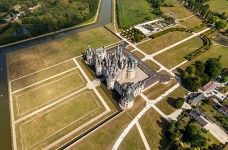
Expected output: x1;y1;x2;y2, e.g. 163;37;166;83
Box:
86;45;94;65
106;72;116;89
95;55;102;76
119;85;134;109
127;57;137;79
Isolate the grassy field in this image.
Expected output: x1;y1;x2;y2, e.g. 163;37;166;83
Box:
179;16;203;29
72;112;132;150
119;126;145;150
132;50;145;60
180;45;228;69
139;108;170;150
16;90;105;150
11;60;76;91
154;36;204;69
143;79;177;100
144;60;161;71
72;96;146;150
7;27;119;80
156;87;187;115
161;0;193;19
117;0;156;28
207;0;228;14
137;31;192;55
13;69;86;118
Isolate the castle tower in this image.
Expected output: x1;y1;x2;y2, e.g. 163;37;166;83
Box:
106;72;116;89
95;55;102;76
127;57;137;79
119;85;134;109
86;45;94;65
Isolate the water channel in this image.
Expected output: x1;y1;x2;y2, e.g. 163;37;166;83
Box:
0;0;112;149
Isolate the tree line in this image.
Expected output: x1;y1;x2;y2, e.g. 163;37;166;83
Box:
179;0;227;29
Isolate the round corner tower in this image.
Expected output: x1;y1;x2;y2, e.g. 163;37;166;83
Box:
127;58;137;79
119;85;134;109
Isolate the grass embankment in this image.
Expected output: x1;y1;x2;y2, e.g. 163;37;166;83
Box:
16;90;105;150
161;0;193;19
156;87;187;115
119;126;145;150
7;27;119;80
143;79;177;100
154;36;204;69
137;31;192;55
117;0;156;28
139;108;170;150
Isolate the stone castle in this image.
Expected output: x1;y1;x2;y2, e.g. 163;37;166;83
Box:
85;44;170;109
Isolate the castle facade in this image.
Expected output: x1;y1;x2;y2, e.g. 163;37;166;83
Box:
85;44;170;109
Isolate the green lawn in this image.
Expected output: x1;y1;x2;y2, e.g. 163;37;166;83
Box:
156;87;187;115
139;108;170;150
16;90;105;150
180;45;228;69
137;31;192;55
11;60;76;91
119;126;145;150
161;0;193;19
143;79;177;100
117;0;156;28
154;36;204;69
144;60;161;71
7;27;119;80
207;0;228;14
13;69;86;118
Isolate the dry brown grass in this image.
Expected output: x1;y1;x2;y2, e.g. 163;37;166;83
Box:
16;89;105;150
137;31;192;55
119;126;145;150
11;60;76;91
156;87;187;115
143;79;177;100
132;50;145;60
139;108;170;150
13;69;86;119
7;27;119;80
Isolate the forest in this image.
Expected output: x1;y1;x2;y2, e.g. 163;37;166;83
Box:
0;0;99;45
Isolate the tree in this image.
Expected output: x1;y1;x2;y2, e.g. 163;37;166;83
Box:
183;123;207;147
215;19;227;29
208;15;219;24
205;57;222;79
175;98;185;109
194;61;205;75
166;122;179;142
208;144;224;150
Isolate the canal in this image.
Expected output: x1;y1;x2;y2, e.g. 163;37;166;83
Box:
0;0;112;149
